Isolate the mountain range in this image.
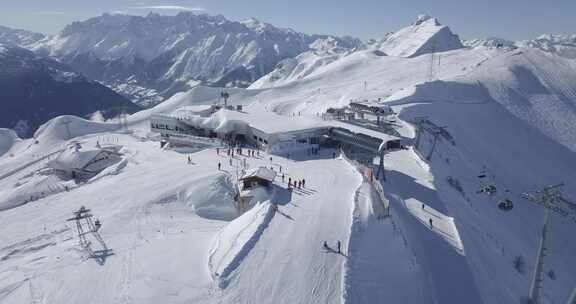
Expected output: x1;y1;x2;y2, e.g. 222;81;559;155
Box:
0;44;139;137
29;12;361;105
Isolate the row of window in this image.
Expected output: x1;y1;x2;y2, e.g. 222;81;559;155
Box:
253;135;269;144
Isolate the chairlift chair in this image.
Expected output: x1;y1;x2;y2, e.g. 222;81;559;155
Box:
498;199;514;211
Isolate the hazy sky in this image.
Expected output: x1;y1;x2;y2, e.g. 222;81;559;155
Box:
1;0;575;40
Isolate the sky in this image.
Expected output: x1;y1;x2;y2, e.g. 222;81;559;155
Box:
0;0;575;41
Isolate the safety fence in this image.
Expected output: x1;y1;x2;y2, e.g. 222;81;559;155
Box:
340;149;390;219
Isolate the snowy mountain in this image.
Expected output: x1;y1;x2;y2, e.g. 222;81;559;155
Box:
0;44;139;137
0;25;45;48
464;35;576;60
375;15;464;58
250;15;463;89
249;37;360;89
33;12;362;105
463;37;516;49
1;14;576;304
517;34;576;59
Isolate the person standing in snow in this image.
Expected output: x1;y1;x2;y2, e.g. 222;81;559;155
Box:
288;177;292;188
217;148;220;155
282;174;285;182
333;152;336;159
323;241;328;250
302;179;306;187
218;162;221;171
337;241;341;253
429;218;433;228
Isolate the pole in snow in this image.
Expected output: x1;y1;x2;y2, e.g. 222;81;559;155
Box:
567;286;576;304
522;183;568;304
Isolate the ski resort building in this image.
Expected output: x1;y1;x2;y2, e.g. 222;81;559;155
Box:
348;101;394;124
47;144;123;179
150;108;329;151
236;166;277;214
239;167;276;190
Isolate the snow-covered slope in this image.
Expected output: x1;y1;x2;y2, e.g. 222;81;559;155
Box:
1;15;576;304
249;37;360;89
376;15;464;58
33;13;361;105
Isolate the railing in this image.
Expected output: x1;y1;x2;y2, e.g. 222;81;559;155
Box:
340;149;390;218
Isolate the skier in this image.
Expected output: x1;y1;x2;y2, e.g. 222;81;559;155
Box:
217;148;220;155
282;174;285;182
429;218;433;228
298;181;302;189
270;156;273;163
188;156;191;164
323;241;328;250
302;179;306;187
422;203;425;210
288;177;292;187
337;241;341;253
229;158;233;166
218;162;221;171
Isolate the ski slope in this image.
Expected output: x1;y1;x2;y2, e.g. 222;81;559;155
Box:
2;14;576;304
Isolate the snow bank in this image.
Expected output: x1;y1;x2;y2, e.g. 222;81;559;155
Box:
208;190;273;288
178;173;237;221
34;115;119;148
0;173;71;211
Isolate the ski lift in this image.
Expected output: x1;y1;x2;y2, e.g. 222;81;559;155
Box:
498;199;514;211
94;219;102;231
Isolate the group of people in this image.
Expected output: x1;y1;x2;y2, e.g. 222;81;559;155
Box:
287;176;305;189
217;147;260;158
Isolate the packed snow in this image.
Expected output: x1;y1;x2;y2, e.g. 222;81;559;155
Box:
1;13;576;304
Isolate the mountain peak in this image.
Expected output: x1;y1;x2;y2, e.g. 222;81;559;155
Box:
377;15;463;57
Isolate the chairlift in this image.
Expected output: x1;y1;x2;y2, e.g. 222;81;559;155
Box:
476;185;497;195
498;199;514;211
94;219;102;231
